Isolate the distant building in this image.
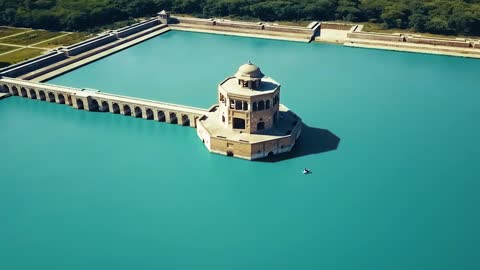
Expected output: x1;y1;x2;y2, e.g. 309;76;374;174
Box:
197;62;302;160
158;10;171;24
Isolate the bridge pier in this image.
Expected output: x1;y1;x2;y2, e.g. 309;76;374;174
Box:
191;116;198;128
165;112;171;123
66;94;73;106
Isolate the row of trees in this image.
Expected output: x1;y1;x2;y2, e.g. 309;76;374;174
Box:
0;0;479;36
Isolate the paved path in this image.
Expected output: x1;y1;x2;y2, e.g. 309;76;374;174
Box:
0;29;34;40
0;32;71;57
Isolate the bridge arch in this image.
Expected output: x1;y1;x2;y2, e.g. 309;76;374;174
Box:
134;106;142;118
90;99;99;111
169;112;178;124
20;87;27;97
146;108;153;120
11;86;18;96
181;114;190;126
157;111;165;122
112;103;120;114
39;90;46;101
76;99;84;110
48;92;56;103
29;89;37;99
2;85;9;93
100;101;109;112
57;94;65;104
123;105;131;116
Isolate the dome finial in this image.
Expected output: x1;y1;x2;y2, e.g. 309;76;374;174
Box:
248;60;252;65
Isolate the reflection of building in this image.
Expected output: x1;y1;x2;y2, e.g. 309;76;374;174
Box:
197;62;302;160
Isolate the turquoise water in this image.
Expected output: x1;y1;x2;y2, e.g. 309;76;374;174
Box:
1;31;480;269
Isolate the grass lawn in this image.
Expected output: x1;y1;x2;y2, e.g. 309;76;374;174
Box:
1;30;64;46
0;45;16;54
35;32;93;48
0;48;44;68
0;26;29;38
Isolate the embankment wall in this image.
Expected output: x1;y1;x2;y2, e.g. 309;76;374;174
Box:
173;16;315;40
348;32;405;42
321;22;354;31
0;20;166;79
347;31;477;49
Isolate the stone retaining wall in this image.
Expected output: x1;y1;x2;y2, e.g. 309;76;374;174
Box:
405;36;471;48
321;22;354;31
263;24;313;35
67;34;118;56
173;16;315;39
347;31;478;50
216;20;264;30
348;32;404;42
0;22;167;79
116;18;160;38
0;52;67;77
22;25;168;80
176;17;215;26
0;51;56;74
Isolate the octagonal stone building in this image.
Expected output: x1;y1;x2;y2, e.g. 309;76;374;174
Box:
197;62;302;160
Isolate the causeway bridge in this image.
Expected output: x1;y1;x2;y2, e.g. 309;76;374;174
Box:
0;77;209;127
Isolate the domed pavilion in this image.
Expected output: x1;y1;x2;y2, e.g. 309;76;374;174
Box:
196;62;302;160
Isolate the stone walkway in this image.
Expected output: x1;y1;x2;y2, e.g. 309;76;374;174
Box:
31;26;171;82
344;38;480;59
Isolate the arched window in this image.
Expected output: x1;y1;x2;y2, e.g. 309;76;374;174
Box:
257;122;265;130
243;101;248;111
266;100;271;109
253;102;258;111
222;115;225;122
235;100;242;110
258;100;265;111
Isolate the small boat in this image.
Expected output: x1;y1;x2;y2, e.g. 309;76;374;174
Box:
302;168;312;174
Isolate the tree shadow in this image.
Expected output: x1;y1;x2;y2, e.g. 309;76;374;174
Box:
258;123;340;162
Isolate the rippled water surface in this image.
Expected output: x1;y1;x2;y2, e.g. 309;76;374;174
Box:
1;31;479;269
